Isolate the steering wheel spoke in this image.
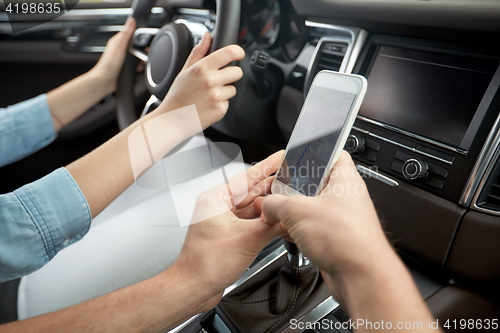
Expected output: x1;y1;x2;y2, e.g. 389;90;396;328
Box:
129;27;160;62
141;95;161;118
175;19;210;46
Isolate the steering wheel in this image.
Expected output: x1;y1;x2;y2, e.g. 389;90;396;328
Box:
115;0;241;130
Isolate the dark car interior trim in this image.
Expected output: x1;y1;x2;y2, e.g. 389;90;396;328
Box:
291;0;500;34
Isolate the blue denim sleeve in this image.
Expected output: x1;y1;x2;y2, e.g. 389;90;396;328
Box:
0;94;57;167
0;168;92;283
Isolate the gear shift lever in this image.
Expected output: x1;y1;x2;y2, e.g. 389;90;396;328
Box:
284;240;311;266
218;241;327;333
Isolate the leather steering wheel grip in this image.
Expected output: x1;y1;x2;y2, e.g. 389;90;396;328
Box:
210;0;241;53
131;0;156;27
116;54;139;130
115;0;241;130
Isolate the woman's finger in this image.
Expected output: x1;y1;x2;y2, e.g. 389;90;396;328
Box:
221;151;284;206
202;44;245;70
253;196;265;216
115;17;136;51
220;85;238;101
216;66;244;86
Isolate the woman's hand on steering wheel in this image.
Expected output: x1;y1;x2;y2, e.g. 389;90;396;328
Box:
159;32;245;129
90;18;137;95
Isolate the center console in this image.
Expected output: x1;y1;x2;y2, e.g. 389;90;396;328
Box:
168;240;334;333
168;239;446;333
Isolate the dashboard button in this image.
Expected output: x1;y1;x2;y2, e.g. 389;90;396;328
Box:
406;163;417;175
402;158;429;180
400;138;417;148
365;138;380;151
394;150;413;162
391;160;404;174
383;132;401;143
423;176;445;189
353;122;369;132
369;127;386;138
428;162;449;178
360;149;377;162
345;134;365;154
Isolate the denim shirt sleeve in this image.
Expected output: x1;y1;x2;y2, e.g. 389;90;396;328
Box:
0;167;92;283
0;94;57;168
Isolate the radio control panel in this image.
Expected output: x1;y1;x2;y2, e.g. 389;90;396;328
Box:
348;120;463;202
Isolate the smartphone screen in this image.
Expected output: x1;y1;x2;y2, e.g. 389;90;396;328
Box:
276;85;356;196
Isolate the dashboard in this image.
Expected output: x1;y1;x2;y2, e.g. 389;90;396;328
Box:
198;0;500;221
230;0;500;207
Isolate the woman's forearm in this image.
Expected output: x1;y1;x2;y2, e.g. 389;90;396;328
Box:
46;70;113;131
66;103;202;218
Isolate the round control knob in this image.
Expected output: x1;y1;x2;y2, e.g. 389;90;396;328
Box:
402;158;429;180
345;134;365;154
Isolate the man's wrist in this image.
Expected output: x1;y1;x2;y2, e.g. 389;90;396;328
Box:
322;231;392;276
333;243;407;308
159;260;221;315
326;239;399;293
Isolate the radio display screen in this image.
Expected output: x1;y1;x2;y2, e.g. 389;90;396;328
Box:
359;46;498;149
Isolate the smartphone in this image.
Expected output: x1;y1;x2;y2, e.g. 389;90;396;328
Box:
271;70;367;196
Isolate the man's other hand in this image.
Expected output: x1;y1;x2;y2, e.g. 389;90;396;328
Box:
170;151;286;310
257;151;393;303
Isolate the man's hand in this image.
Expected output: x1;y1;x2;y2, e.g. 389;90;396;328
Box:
170;151;286;310
259;151;389;283
161;32;245;129
90;17;137;94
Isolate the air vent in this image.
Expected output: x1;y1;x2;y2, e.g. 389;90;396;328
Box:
305;38;349;95
315;41;348;73
476;157;500;211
